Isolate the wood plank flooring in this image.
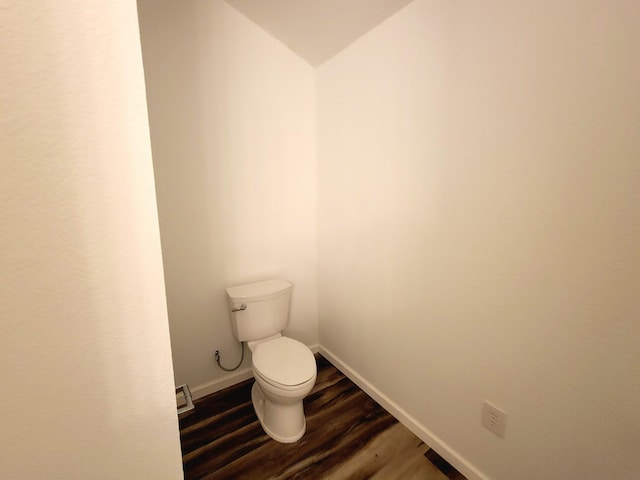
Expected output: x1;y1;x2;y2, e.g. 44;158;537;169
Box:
179;355;468;480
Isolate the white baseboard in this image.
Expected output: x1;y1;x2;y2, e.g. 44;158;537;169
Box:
190;367;254;400
319;346;490;480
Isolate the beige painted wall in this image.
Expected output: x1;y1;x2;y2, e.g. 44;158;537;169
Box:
138;0;317;394
317;1;640;479
1;1;183;478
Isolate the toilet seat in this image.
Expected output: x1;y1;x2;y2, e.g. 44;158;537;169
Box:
254;369;316;392
252;337;316;388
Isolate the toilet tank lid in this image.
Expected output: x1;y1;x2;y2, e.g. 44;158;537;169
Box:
226;279;292;302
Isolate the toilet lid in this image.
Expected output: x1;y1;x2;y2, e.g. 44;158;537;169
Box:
253;337;316;387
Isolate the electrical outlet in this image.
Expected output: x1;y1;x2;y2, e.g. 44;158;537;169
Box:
482;401;507;438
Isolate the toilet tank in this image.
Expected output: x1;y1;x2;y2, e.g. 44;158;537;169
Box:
226;279;293;342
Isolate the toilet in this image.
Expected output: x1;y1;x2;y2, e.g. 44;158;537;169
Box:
226;279;317;443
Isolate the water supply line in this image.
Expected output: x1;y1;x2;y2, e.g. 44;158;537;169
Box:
215;342;245;371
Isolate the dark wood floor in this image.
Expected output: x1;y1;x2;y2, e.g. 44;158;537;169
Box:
179;355;467;480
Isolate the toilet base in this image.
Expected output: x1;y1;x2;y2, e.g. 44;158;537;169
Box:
251;382;306;443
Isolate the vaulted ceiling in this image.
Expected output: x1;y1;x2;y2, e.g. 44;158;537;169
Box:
224;0;414;66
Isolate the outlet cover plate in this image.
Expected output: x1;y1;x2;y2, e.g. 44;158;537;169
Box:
482;401;507;438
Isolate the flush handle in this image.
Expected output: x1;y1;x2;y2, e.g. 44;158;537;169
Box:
231;303;247;312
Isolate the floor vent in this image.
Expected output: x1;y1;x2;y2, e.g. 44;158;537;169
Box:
176;384;194;415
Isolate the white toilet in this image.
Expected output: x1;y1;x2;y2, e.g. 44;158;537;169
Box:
226;279;317;443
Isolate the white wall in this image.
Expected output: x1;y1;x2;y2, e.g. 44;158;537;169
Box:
138;0;317;395
317;1;640;479
1;1;183;479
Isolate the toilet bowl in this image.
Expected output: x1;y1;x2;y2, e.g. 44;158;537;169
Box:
249;336;317;443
